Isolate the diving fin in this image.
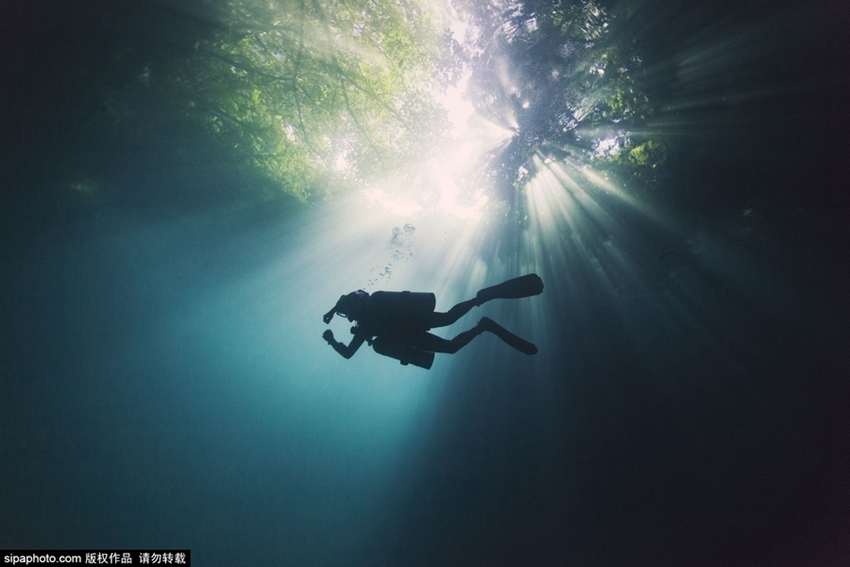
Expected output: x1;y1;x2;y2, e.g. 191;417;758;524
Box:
476;274;544;303
479;317;538;355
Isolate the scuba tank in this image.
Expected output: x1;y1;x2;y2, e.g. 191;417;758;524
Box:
371;337;435;370
369;291;435;318
362;291;436;335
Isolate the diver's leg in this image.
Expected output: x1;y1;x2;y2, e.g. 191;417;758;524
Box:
416;327;484;354
479;317;538;355
428;275;544;329
414;319;538;355
427;298;481;328
476;274;544;303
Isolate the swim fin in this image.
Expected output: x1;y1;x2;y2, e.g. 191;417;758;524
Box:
476;274;544;304
479;317;538;355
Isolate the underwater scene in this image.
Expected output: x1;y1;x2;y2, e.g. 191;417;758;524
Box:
1;0;848;564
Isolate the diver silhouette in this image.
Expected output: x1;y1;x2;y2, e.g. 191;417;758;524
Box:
322;274;543;369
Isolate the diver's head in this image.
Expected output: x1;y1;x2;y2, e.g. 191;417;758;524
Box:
336;290;368;321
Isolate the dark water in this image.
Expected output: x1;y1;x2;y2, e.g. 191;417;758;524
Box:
2;0;849;565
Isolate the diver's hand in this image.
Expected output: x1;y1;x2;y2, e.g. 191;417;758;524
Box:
322;329;334;343
323;311;334;324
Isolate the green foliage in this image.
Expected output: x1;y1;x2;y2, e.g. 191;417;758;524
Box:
162;0;449;201
145;0;668;203
544;0;611;42
627;139;663;166
588;136;667;190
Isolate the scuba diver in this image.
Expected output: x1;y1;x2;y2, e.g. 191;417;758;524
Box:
322;274;543;369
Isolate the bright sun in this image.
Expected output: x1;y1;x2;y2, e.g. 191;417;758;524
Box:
361;69;514;222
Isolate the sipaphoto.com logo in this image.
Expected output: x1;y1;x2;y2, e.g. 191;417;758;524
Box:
4;554;79;565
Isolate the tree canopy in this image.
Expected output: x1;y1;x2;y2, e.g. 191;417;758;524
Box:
160;0;453;201
151;0;666;203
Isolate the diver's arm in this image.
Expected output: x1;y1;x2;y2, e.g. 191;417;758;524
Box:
322;330;366;359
